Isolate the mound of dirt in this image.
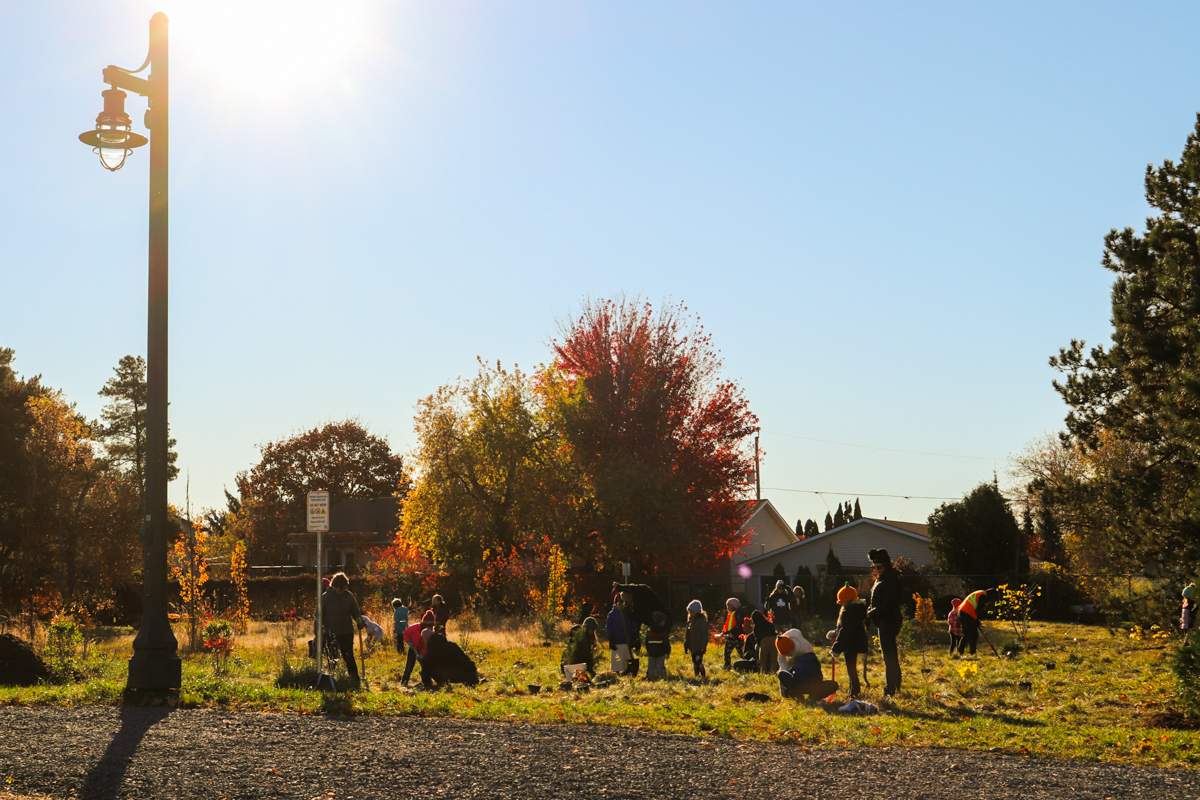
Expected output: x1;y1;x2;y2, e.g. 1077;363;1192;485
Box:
0;633;51;686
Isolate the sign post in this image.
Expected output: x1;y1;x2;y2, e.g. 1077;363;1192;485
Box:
307;491;330;688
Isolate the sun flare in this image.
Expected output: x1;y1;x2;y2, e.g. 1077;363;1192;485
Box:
174;1;376;103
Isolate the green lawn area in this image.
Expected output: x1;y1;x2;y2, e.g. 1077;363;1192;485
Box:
2;619;1196;769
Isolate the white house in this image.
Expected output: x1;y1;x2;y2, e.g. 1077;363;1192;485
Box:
727;499;799;595
736;517;932;606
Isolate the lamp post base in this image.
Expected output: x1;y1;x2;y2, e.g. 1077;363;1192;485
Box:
127;651;182;691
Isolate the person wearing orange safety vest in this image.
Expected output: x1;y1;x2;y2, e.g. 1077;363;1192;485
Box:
956;589;989;655
719;598;749;669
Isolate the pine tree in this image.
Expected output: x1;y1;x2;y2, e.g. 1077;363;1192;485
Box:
853;498;863;520
833;504;846;528
98;355;177;501
795;519;804;538
824;544;844;576
824;512;834;531
804;519;820;538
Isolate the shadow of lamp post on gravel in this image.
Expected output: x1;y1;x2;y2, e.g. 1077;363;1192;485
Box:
78;12;181;695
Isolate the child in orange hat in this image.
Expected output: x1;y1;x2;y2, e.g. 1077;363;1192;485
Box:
830;583;869;698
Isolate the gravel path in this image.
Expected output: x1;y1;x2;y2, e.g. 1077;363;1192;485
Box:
1;707;1198;800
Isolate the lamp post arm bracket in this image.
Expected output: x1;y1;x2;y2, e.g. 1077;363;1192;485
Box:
103;66;151;97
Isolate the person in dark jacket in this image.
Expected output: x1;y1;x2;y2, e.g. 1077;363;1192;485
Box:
419;629;479;688
683;599;709;678
750;609;779;674
613;582;672;635
561;617;599;677
866;549;903;696
732;616;759;672
789;585;807;626
645;611;671;679
766;580;794;633
317;572;366;689
606;595;639;673
830;583;869;698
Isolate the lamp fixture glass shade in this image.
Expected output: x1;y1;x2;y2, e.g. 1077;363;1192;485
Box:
78;88;148;171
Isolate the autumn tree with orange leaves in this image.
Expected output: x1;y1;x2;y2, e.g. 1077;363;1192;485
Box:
548;297;759;573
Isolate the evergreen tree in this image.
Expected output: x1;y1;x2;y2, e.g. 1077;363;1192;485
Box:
824;544;844;577
928;482;1026;575
795;519;804;538
853;498;863;520
824;511;834;531
804;519;820;538
1051;115;1200;571
833;504;845;528
97;355;178;501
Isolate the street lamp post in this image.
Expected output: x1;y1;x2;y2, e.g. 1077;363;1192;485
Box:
79;12;180;692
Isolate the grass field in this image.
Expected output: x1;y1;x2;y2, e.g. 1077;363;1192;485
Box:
2;617;1196;769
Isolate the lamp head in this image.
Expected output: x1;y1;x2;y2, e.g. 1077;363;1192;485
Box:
78;88;147;171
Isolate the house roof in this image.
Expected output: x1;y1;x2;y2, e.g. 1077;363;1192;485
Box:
738;499;799;543
863;517;928;538
739;516;928;566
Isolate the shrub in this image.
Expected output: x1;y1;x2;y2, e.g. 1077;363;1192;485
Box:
45;615;81;682
202;619;234;676
1171;635;1200;717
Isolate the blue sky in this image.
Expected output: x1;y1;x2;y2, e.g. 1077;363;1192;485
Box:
3;2;1197;537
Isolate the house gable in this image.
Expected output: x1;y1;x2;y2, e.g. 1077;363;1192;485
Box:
731;499;798;565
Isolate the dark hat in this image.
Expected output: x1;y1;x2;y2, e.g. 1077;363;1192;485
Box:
583;617;597;631
652;611;667;624
868;548;891;566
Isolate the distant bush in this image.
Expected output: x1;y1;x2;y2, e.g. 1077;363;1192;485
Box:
1171;636;1200;717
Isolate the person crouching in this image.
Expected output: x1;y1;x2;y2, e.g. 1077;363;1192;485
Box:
776;628;838;703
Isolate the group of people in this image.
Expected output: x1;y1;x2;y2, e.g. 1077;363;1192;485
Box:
315;576;476;691
323;548;1002;702
571;548;908;702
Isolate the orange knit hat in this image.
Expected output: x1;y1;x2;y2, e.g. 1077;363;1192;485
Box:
836;583;858;604
775;634;794;656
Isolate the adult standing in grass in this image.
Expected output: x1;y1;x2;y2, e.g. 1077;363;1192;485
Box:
613;582;672;636
867;549;903;697
319;572;367;690
606;594;638;673
830;583;869;698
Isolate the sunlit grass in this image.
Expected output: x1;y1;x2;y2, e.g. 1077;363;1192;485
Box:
1;619;1196;768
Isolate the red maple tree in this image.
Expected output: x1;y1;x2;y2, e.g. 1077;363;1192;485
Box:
549;297;758;573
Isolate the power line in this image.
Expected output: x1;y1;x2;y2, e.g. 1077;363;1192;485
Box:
764;430;1001;462
762;486;958;501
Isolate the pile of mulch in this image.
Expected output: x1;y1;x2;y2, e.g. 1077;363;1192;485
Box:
0;634;50;686
2;706;1200;799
